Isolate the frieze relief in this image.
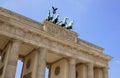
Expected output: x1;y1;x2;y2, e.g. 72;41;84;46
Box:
25;32;34;41
32;34;42;44
43;21;77;42
0;22;26;40
0;22;108;66
77;38;103;53
10;18;43;32
0;7;43;31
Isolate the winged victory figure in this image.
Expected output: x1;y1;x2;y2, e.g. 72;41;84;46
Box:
52;6;58;14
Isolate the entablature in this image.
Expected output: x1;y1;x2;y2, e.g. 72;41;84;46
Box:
0;7;112;65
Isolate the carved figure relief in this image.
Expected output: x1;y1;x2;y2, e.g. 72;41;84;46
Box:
55;66;60;76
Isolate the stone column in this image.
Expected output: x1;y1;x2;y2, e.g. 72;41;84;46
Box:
76;64;87;78
36;48;47;78
87;63;94;78
68;58;76;78
94;68;103;78
5;39;21;78
103;68;108;78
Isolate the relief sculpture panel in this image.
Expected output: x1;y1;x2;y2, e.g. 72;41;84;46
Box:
43;21;77;42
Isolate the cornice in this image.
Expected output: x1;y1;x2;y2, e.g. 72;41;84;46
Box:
0;7;43;30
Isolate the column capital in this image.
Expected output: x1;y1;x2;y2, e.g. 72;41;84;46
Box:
4;38;21;78
37;47;48;52
87;62;94;66
68;58;76;64
10;38;22;45
87;62;94;70
103;67;109;70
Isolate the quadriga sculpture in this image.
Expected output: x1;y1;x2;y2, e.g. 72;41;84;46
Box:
51;13;60;24
58;17;69;27
66;20;74;29
45;10;53;21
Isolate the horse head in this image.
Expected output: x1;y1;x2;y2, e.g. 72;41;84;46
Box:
63;17;68;24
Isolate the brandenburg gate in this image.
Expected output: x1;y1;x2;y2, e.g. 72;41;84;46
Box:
0;7;112;78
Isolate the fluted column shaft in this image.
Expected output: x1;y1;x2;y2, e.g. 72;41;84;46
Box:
5;39;21;78
36;48;47;78
87;63;94;78
103;68;108;78
68;58;76;78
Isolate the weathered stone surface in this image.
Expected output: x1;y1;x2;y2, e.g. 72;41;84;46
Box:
36;48;47;78
0;7;112;78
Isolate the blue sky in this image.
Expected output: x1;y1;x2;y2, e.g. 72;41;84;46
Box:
0;0;120;78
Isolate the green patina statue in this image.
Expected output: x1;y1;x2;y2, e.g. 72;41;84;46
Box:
58;17;69;27
66;20;74;29
51;13;59;24
45;10;53;21
45;6;74;30
52;6;58;14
